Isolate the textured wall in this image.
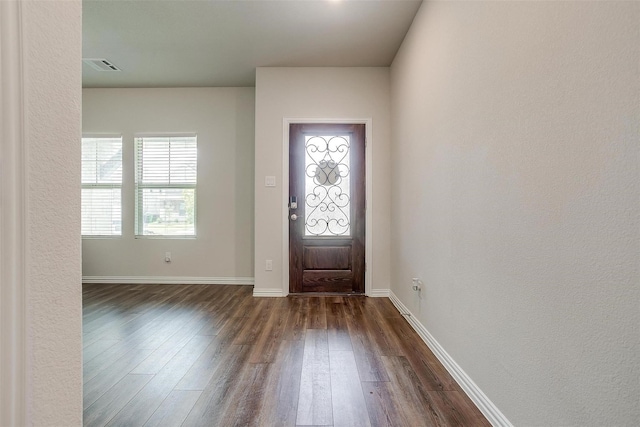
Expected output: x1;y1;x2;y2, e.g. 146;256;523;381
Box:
390;1;639;425
23;0;83;424
82;88;255;279
254;68;392;294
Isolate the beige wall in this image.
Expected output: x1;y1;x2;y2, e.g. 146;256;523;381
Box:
82;88;255;280
390;1;639;425
254;67;392;295
25;0;83;424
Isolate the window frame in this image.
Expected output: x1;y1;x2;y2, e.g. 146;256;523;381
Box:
134;133;198;239
81;134;123;238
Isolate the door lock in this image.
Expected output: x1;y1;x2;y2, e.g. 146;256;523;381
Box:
289;196;298;210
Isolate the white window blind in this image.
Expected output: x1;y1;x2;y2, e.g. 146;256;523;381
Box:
81;137;123;236
135;135;197;236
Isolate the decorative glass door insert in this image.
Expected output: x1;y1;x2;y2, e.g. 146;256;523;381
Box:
304;135;351;237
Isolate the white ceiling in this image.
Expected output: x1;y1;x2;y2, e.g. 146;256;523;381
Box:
82;0;422;88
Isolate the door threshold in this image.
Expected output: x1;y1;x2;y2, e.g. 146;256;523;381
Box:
288;292;365;297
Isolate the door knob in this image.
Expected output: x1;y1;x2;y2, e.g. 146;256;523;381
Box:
290;214;298;221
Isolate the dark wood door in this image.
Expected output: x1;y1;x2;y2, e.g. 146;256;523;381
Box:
289;123;365;293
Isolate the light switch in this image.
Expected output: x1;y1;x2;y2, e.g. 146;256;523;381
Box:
265;176;276;187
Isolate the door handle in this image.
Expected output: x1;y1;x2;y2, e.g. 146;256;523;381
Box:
290;214;298;221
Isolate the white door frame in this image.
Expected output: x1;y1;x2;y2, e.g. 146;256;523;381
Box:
281;118;373;296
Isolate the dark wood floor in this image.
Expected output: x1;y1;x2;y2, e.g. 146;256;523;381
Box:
83;284;489;427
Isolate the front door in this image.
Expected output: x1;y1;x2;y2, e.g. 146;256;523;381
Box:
289;123;365;293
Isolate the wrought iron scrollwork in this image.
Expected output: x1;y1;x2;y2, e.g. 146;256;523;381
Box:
304;135;351;236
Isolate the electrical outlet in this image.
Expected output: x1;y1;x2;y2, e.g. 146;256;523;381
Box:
412;278;421;291
265;259;273;271
165;252;171;263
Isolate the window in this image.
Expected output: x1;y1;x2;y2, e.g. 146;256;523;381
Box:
81;136;123;236
135;135;197;237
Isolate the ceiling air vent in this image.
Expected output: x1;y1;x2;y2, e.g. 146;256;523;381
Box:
83;58;121;72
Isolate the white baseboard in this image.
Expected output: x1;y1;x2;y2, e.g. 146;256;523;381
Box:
82;276;254;285
388;291;513;427
369;288;390;297
252;288;286;297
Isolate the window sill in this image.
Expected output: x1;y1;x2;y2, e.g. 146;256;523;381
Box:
134;235;197;240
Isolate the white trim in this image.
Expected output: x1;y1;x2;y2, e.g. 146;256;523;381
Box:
253;288;286;297
0;1;27;425
82;276;254;285
388;292;513;427
132;235;197;240
134;132;198;138
82;133;122;139
369;289;390;298
282;118;373;296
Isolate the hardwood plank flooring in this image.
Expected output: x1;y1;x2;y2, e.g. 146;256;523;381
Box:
83;284;490;427
329;350;370;427
143;390;202;427
361;381;411;427
296;329;333;426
